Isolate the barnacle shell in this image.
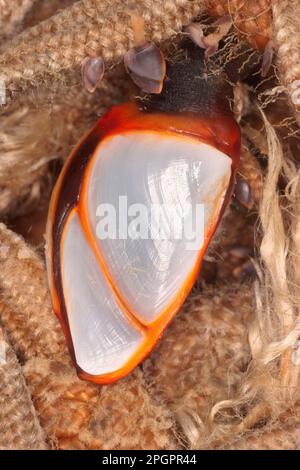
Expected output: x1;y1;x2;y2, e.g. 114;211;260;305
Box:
81;56;105;93
46;102;240;384
124;43;166;93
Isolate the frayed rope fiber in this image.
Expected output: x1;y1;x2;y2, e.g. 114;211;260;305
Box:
272;0;300;124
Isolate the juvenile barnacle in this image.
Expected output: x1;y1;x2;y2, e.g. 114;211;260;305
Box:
185;15;232;58
235;176;254;210
81;55;105;93
261;40;274;78
123;7;166;93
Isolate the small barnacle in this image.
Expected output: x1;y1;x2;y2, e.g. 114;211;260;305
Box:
185;15;232;58
81;56;105;93
124;7;166;93
227;245;252;260
235;176;254;210
289;80;300;107
261;40;274;78
233;259;256;281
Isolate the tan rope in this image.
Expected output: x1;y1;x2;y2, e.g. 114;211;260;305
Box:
0;0;204;106
0;65;134;217
143;282;255;448
0;0;299;451
0;326;47;449
272;0;300;124
0;0;273;109
205;0;271;50
224;401;300;449
205;110;300;448
256;111;300;400
0;0;37;40
0;223;66;360
0;224;177;449
24;359;177;449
